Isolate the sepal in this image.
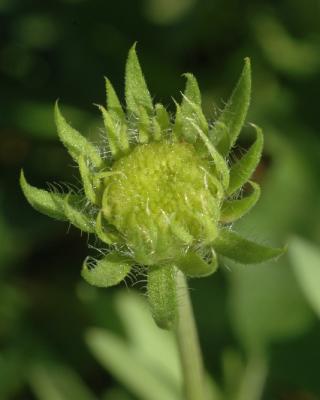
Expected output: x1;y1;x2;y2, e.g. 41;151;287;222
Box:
63;194;95;233
105;77;125;122
211;57;251;156
54;102;103;168
214;228;285;264
220;181;260;223
20;170;67;221
125;43;153;116
82;253;132;287
175;251;218;278
227;124;263;195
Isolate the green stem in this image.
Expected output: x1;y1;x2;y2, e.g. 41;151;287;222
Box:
236;352;268;400
175;269;206;400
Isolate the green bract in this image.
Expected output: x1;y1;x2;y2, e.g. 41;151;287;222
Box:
20;44;284;329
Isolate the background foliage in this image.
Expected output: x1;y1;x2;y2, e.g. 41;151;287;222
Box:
1;0;320;399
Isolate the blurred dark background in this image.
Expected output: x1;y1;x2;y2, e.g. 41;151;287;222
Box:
1;0;320;399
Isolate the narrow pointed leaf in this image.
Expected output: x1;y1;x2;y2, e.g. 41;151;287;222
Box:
155;103;170;132
220;181;260;223
138;105;151;143
20;170;67;221
125;43;153;115
82;253;132;287
105;77;125;122
97;105;120;158
193;123;229;189
78;155;98;205
63;195;95;233
175;251;218;278
147;265;177;330
152;116;162;141
212;58;251;155
181;73;201;109
181;82;208;142
214;229;285;264
227;124;263;195
86;328;180;400
54;102;102;168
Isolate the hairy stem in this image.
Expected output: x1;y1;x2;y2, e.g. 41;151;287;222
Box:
175;269;206;400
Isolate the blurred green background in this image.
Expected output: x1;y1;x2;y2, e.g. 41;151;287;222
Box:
1;0;320;399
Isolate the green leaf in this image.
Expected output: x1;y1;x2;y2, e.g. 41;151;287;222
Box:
54;102;102;168
181;73;201;109
155;103;170;132
78;155;99;205
86;328;180;400
220;181;260;223
147;265;177;330
20;170;67;221
63;195;95;233
175;251;218;278
227;124;263;196
82;253;132;288
289;237;320;318
97;105;121;158
180;75;208;142
214;229;285;264
192;123;229;190
29;364;96;400
105;77;125;122
125;43;153;116
138;105;151;143
211;58;251;155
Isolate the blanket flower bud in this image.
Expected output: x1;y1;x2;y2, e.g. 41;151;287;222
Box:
20;44;284;329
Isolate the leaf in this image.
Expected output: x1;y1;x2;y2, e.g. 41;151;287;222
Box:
227;124;263;196
105;77;125;122
220;181;260;223
86;328;180;400
138;105;151;143
147;265;177;330
96;105;121;158
78;155;99;205
125;43;153;116
211;58;251;155
81;253;132;288
289;237;320;318
114;291;182;388
192;123;229;190
63;195;95;233
181;73;201;109
180;75;208;142
175;251;218;278
54;102;102;168
29;364;96;400
20;170;67;221
214;229;285;264
155;103;170;132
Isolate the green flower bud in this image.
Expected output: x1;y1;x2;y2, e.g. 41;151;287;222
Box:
20;44;285;329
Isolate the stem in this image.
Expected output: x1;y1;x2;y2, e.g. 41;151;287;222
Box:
175;269;206;400
236;352;268;400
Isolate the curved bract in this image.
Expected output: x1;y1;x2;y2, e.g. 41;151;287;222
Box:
20;44;285;329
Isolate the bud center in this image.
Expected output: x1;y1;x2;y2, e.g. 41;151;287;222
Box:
103;142;221;264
